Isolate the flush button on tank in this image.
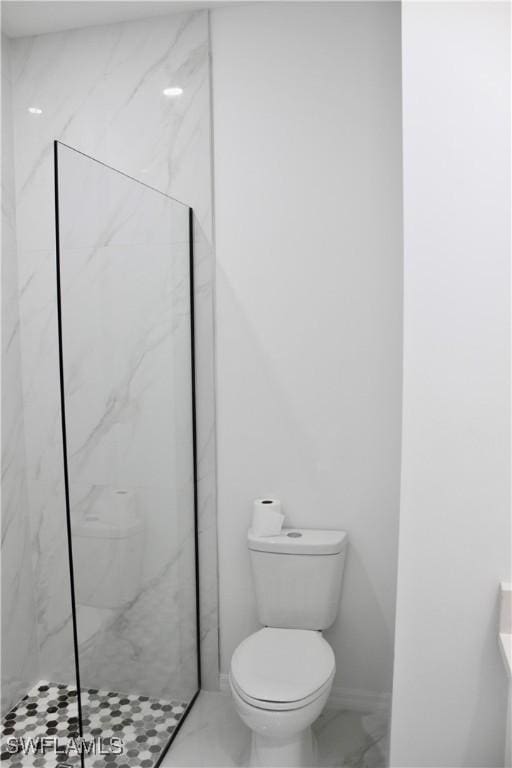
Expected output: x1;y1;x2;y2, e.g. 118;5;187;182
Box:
286;531;302;538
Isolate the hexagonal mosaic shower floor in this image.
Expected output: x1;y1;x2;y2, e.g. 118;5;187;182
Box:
1;681;187;767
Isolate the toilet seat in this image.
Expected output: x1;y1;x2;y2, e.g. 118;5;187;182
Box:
230;670;334;711
230;627;335;711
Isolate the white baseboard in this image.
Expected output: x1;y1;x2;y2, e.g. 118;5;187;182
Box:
219;673;390;714
327;686;391;713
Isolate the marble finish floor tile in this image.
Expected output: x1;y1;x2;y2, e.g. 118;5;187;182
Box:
314;708;388;768
1;681;188;768
161;691;388;768
160;692;248;768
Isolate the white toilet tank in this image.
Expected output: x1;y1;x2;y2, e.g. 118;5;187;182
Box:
73;489;144;609
248;528;348;630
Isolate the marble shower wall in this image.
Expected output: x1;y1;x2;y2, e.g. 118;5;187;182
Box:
1;33;39;715
9;11;218;690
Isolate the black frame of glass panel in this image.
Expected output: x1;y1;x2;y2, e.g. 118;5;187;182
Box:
54;140;202;768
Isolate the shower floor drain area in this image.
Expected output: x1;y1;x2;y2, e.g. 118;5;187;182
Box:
1;681;187;767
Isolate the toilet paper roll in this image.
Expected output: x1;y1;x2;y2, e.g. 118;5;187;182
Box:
251;498;284;537
103;488;137;528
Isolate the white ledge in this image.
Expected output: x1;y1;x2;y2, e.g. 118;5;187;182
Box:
498;584;512;678
499;633;512;679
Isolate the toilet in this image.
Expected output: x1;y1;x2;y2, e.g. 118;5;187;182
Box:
229;527;348;767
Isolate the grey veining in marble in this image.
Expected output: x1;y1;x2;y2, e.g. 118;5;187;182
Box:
9;9;218;691
1;33;40;715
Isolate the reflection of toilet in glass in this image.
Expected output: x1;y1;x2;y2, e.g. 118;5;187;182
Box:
230;528;348;767
73;488;144;610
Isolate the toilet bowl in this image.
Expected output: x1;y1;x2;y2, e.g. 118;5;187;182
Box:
230;627;335;767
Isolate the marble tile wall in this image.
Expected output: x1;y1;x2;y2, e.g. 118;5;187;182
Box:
8;10;218;691
1;33;39;715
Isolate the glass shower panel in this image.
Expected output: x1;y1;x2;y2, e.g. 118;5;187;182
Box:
55;142;199;766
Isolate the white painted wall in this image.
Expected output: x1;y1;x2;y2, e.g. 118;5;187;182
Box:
211;2;403;704
390;3;511;766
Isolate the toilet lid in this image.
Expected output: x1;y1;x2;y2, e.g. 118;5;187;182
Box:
230;628;335;704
